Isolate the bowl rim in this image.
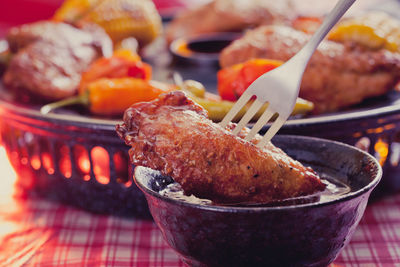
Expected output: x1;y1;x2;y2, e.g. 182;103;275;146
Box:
134;135;382;213
169;32;243;61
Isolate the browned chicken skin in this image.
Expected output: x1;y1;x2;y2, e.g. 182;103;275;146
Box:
166;0;294;44
220;25;400;114
3;21;112;100
117;91;326;204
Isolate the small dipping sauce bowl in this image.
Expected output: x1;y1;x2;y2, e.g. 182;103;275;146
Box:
169;32;241;66
134;135;382;267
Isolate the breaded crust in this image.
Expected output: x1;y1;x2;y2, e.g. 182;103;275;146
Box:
117;91;326;204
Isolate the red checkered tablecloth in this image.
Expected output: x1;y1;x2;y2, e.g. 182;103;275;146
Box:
1;190;400;266
0;143;399;267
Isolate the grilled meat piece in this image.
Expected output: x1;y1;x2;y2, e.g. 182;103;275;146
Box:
117;91;325;204
4;40;97;100
166;0;294;44
6;21;112;55
220;25;400;114
3;21;112;100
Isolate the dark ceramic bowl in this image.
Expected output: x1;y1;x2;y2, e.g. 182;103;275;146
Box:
169;32;242;66
134;135;382;267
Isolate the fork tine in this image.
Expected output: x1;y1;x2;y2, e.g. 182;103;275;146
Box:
220;90;253;128
257;115;287;148
232;98;264;135
244;107;275;141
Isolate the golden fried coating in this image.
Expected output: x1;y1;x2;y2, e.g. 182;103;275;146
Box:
117;91;326;204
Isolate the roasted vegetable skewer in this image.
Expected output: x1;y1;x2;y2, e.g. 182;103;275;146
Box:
193;95;313;122
40;78;172;116
40;76;313;120
177;77;314;122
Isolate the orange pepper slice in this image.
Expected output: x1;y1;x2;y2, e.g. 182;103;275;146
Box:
87;78;171;115
79;49;151;94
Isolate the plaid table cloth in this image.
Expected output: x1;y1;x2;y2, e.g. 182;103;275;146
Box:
1;189;400;267
0;144;399;267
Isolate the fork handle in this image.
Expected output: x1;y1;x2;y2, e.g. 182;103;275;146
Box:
297;0;356;62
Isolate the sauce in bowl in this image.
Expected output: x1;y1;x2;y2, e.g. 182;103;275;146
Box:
170;32;242;65
157;171;351;207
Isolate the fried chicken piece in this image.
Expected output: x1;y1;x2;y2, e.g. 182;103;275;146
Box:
3;21;112;100
117;91;325;204
165;0;294;44
220;25;400;114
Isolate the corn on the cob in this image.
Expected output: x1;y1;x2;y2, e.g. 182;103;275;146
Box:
329;12;400;52
53;0;162;46
53;0;101;23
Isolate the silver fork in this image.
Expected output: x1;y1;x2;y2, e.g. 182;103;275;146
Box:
220;0;356;148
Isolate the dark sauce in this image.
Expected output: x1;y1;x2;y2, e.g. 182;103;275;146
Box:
158;172;351;207
187;39;234;54
160;183;212;205
171;33;242;62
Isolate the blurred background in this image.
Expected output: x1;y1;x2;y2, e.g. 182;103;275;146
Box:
0;0;395;36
